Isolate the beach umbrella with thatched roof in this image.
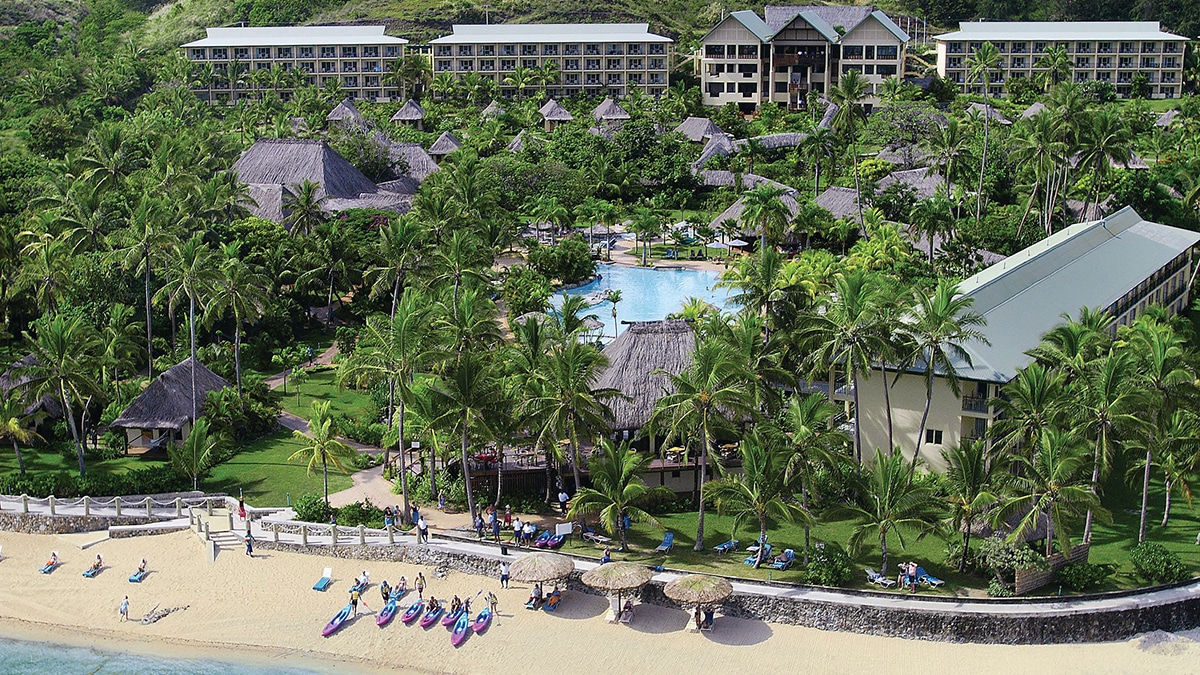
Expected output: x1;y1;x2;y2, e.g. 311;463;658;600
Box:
582;562;654;619
664;574;733;607
509;552;575;583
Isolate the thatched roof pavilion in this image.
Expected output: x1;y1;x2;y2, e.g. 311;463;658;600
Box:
507;129;544;153
710;191;801;232
390;99;426;129
1019;102;1047;119
232;139;378;202
110;357;230;449
876;144;931;169
696;170;794;194
693;133;734;168
592;97;631;122
967;102;1011;125
596;320;696;432
539;98;574;131
674;117;723;143
428;131;462;157
326;99;363;125
481;100;504;119
878;168;949;200
1156;109;1180;129
814;186;861;221
818;103;838;128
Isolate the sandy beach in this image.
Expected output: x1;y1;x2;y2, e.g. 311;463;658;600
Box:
0;529;1197;674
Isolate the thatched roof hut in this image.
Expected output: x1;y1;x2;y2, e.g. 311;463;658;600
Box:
596;320;696;431
326;99;363;125
592;97;631;122
876;144;931;169
1156;109;1180;129
967;102;1011;125
1019;102;1048;119
428;131;462;157
814;186;861;221
539;98;574;131
1;354;62;419
509;552;575;582
693;133;735;168
818;103;838;129
367;131;440;188
710;192;801;232
390;99;426;128
878;168;948;200
674;117;723;143
232;139;378;201
507;129;545;153
481;100;505;119
110;357;229;434
738;132;808;151
695;170;794;194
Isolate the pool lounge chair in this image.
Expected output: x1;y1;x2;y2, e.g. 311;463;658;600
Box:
654;532;674;553
713;539;738;555
865;568;896;588
769;549;795;571
916;566;945;588
313;567;333;591
744;544;771;566
582;529;612;545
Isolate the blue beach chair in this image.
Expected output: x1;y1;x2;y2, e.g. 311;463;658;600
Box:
713;539;738;555
916;566;945;588
769;549;795;571
654;532;674;553
313;567;332;591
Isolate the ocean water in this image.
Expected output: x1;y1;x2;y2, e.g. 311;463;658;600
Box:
554;264;732;335
0;635;326;675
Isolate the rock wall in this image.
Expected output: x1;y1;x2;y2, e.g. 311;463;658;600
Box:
0;512;167;534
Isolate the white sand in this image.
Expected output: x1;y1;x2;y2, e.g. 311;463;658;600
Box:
0;529;1196;674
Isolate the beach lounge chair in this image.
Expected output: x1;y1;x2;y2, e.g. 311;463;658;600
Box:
744;544;771;566
746;535;768;554
654;532;674;554
700;609;714;632
618;601;634;624
713;539;738;555
583;530;612;546
865;568;897;588
769;549;795;571
916;566;945;588
313;567;333;591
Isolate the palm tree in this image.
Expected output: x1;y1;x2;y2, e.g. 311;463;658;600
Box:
716;247;786;335
431;72;459;99
778;392;848;564
158;235;219;422
923;117;967;218
431;352;503;522
0;392;42;474
989;362;1065;455
829;70;869;224
740;184;791;250
907;196;954;262
364;216;430;318
433;230;489;307
22;314;100;475
804;125;837;198
503;65;537;99
1075;110;1133;218
206;244;267;397
629;205;664;267
799;270;888;462
397;54;432;98
527;342;619;503
717;313;793;415
169;417;225;491
966;42;1002;220
568;439;673;551
1034;45;1071;91
844;449;941;576
902;280;987;468
705;430;809;568
942;440;998;572
288;401;357;513
605;289;622;338
993;429;1101;557
284;179;327;237
527;195;570;245
650;341;754;551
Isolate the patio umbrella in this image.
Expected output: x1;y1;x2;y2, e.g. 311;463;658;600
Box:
707;241;729;250
509;552;575;583
582;562;654;619
727;238;750;247
663;574;733;606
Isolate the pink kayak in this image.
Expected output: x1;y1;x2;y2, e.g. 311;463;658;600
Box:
419;605;444;628
322;604;353;637
450;607;472;647
441;607;464;627
400;600;424;624
472;607;493;634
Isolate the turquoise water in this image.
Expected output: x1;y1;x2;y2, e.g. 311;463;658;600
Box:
555;264;731;335
0;636;327;674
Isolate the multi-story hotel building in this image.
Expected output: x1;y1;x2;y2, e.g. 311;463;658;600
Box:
698;5;908;112
935;22;1188;99
428;23;672;99
183;26;408;104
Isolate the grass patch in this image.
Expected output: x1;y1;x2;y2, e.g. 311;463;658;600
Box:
279;366;376;420
0;446;165;476
206;430;358;507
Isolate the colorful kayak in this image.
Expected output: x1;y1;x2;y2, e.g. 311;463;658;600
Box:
450;607;472;647
400;600;424;624
472;607;493;634
377;597;399;626
545;534;565;549
533;531;553;547
350;579;368;594
419;605;444;628
322;604;354;637
441;607;464;627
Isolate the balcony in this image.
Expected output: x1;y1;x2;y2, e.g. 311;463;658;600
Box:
962;396;989;413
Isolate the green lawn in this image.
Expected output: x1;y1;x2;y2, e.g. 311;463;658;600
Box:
0;446;165;476
206;430;357;507
279;366;376;420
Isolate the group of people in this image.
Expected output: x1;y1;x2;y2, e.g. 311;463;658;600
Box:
525;583;562;610
896;561;921;593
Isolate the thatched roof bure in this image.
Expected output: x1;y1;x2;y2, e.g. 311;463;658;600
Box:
674;117;723;142
232;139;379;201
110;357;230;431
326;99;363;123
539;98;574;122
390;99;426;122
592;97;631;122
481;100;505;118
596;320;696;431
428;131;462;156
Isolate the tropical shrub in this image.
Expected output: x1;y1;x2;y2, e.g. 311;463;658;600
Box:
1057;562;1118;591
1129;542;1189;584
796;541;854;586
293;494;328;523
502;265;551;317
978;535;1046;592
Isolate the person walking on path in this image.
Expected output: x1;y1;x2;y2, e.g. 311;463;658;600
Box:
418;516;429;543
411;505;419;525
415;572;426;599
244;532;254;557
499;562;510;589
119;596;129;622
491;515;501;543
558;489;569;516
438;492;446;511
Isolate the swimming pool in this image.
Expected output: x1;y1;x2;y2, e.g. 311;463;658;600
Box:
553;264;731;336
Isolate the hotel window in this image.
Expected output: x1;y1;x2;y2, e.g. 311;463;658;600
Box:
607;58;622;70
543;44;558;56
628;58;643;70
564;73;579;84
480;45;495;56
877;45;898;59
1164;42;1180;53
564;59;580;71
522;59;538;69
1034;42;1047;53
843;45;863;59
649;58;665;70
502;45;517;56
342;62;358;72
341;46;357;58
320;62;336;73
586;59;600;70
436;60;451;71
606;44;624;55
585;44;601;56
255;62;269;70
1011;42;1027;53
255;47;270;59
1119;42;1135;53
299;62;314;73
1075;57;1090;68
299;47;314;58
628;73;642;84
364;46;379;57
649;44;665;55
1142;42;1158;53
436;45;452;57
925;429;943;445
234;48;249;59
1097;42;1112;54
190;48;206;59
364;61;379;72
521;44;537;56
384;46;399;58
212;48;227;59
480;59;495;71
320;47;335;58
564;44;580;55
278;47;293;58
1076;42;1091;53
877;64;896;76
342;76;358;87
458;60;473;71
365;76;379;87
500;59;515;71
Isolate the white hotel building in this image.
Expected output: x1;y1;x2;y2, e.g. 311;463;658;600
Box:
935;22;1188;99
428;23;672;99
183;25;408;103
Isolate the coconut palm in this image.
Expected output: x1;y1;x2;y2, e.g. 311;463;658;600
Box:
605;289;622;338
716;313;793;415
284;179;327;237
431;352;504;522
158;234;220;422
843;449;941;576
205;244;267;397
965;42;1001;220
989;362;1066;455
778;392;849;563
169;417;225;491
568;439;673;551
829;70;869;224
364;216;430;318
705;430;809;567
503;65;537;100
288;401;357;512
902;280;987;467
1034;45;1071;90
1075;110;1133;218
22;314;100;475
923;117;967;218
804;125;836;198
739;184;790;250
942;439;999;572
650;341;754;551
993;429;1101;557
0;391;42;474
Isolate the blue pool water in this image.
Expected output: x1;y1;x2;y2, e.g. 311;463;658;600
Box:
554;264;731;335
0;635;328;675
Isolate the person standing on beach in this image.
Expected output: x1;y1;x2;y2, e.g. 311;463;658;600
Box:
486;590;498;615
119;596;129;621
350;588;360;616
415;572;426;599
244;532;253;557
499;562;509;589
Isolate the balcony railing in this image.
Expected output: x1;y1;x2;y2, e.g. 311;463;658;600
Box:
962;396;989;413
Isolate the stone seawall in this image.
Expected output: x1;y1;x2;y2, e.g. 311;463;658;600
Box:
0;512;169;534
253;539;1200;644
